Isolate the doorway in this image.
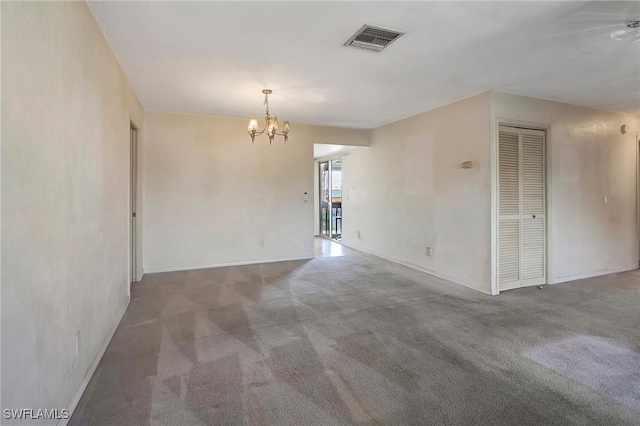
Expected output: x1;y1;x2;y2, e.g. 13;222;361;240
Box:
318;159;342;240
497;125;546;291
130;123;138;284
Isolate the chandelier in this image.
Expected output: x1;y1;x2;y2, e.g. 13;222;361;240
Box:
248;89;290;144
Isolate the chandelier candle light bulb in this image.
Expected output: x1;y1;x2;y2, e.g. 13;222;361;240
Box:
247;89;290;144
248;116;259;133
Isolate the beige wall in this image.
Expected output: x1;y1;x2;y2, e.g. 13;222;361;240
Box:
143;111;368;272
1;2;143;422
342;91;639;294
342;93;493;293
491;92;640;289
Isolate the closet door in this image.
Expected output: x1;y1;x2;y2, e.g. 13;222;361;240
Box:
498;126;545;291
498;127;521;290
520;129;546;286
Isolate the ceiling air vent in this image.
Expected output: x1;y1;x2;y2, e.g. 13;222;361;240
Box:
344;24;404;52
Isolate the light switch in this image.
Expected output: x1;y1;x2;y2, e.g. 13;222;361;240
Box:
603;196;608;205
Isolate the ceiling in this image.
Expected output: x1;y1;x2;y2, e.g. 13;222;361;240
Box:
88;1;640;129
313;144;366;160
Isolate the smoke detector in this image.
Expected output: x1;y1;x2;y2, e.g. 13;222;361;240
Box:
344;24;404;52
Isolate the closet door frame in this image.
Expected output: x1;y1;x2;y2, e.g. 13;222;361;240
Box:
491;118;552;295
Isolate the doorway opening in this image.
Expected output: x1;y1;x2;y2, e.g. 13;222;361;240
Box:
319;159;342;241
497;124;547;292
130;123;138;284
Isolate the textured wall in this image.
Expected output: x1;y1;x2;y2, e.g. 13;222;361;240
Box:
491;92;640;286
143;111;368;272
342;93;493;293
1;1;143;422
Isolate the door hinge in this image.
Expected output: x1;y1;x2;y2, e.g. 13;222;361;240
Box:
132;212;136;218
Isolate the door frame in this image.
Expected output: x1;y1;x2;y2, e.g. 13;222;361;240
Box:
492;117;551;294
316;155;345;239
129;119;141;289
637;135;640;267
318;160;331;238
330;158;343;239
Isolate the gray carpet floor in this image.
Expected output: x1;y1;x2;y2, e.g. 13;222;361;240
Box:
71;251;640;425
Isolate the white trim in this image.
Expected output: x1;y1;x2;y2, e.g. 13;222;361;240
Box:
143;256;314;274
58;302;129;426
129;112;144;285
490;114;498;295
129;122;137;292
339;243;493;295
546;125;554;292
551;264;638;284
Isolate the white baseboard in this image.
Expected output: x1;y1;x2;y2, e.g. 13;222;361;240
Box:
551;264;638;284
143;256;314;274
339;243;493;295
58;301;129;426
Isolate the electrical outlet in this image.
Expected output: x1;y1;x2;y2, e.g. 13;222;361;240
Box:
75;330;81;356
259;238;265;247
356;230;360;239
603;196;608;205
426;247;433;257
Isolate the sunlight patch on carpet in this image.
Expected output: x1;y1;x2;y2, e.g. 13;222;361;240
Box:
523;334;640;411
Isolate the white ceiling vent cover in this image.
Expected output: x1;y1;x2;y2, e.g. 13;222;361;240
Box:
344;24;404;52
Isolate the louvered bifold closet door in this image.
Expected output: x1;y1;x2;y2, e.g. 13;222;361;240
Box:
521;129;546;286
498;127;521;290
498;126;546;291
